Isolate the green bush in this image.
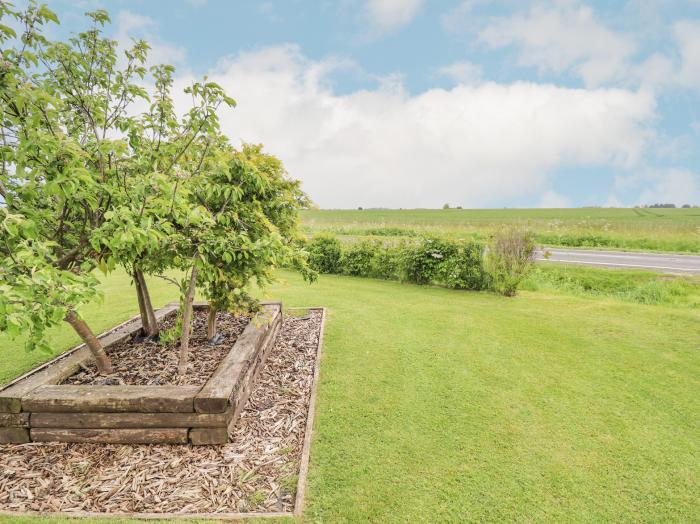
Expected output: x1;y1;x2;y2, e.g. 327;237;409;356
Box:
371;244;403;280
439;241;491;290
341;241;377;277
399;237;452;285
307;234;343;274
305;233;491;291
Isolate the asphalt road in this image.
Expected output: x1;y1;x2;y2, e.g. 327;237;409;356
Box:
536;249;700;275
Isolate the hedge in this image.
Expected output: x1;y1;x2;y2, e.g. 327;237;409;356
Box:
305;235;491;291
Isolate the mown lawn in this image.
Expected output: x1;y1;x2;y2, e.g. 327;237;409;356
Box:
1;270;699;523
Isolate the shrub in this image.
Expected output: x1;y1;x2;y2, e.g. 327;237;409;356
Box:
371;244;403;280
439;241;491;290
399;238;455;285
486;228;536;296
307;234;343;273
341;241;378;277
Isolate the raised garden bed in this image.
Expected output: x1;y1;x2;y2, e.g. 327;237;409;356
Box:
0;307;325;518
0;301;282;446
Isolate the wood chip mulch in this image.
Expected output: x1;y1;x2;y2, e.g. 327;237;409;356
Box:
63;311;250;386
0;309;323;515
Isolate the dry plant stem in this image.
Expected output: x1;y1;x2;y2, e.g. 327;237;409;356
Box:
64;310;113;375
207;307;217;340
178;265;198;376
134;270;158;337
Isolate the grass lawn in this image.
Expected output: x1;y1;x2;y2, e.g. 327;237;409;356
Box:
1;270;699;522
301;207;700;252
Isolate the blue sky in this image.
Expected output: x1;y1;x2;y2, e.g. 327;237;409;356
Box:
29;0;700;208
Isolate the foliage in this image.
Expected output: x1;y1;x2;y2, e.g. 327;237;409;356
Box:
304;234;491;290
340;241;377;277
307;234;343;274
0;4;125;351
398;237;455;285
370;243;402;280
0;3;311;362
486;227;536;296
437;241;490;290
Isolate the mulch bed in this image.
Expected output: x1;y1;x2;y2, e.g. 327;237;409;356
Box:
0;309;323;515
63;311;250;386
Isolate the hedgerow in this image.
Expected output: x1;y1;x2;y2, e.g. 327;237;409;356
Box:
306;235;491;291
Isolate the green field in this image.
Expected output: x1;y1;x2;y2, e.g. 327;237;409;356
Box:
301;207;700;252
1;268;698;523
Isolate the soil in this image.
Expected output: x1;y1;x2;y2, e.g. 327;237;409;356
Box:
0;309;323;515
62;310;250;387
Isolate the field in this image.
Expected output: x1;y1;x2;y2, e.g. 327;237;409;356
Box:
1;268;699;522
301;207;700;252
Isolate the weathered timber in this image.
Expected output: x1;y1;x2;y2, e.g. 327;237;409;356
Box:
0;413;29;427
0;303;179;413
30;428;189;444
226;317;282;433
23;385;200;413
0;347;92;413
0;427;30;443
194;303;282;413
31;411;229;429
189;427;228;445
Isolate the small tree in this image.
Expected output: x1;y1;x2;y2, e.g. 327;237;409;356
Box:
1;4;313;379
0;4;147;372
174;143;314;373
486;227;536;296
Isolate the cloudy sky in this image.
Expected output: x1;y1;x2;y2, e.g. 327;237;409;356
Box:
39;0;700;208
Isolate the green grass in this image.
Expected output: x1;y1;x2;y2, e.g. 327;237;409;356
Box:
0;271;182;386
1;270;699;522
301;207;700;252
523;264;700;307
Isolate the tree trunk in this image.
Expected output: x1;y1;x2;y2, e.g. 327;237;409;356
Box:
134;270;158;337
207;307;217;340
177;265;198;376
64;310;113;375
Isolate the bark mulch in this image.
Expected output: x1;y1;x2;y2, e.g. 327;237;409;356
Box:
0;309;323;515
63;310;250;386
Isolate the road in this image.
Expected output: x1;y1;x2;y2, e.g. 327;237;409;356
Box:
536;248;700;275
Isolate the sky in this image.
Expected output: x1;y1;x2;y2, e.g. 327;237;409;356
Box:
22;0;700;208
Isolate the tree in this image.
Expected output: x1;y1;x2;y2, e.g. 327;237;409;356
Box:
0;4;140;372
172;142;315;373
1;4;313;378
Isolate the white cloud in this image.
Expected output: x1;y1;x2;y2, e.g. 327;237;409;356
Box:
438;61;483;85
614;168;700;206
170;45;656;208
603;194;625;208
673;20;700;89
116;11;186;66
478;3;637;87
363;0;423;35
637;169;700;205
539;190;571;208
